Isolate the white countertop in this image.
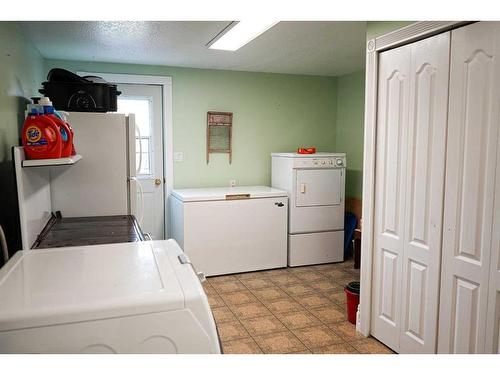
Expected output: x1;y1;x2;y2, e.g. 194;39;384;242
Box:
171;185;287;202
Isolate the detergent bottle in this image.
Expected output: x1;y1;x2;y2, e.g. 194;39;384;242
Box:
39;96;74;157
22;104;62;160
55;111;76;155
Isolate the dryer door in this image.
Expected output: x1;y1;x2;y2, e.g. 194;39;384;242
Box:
296;169;342;207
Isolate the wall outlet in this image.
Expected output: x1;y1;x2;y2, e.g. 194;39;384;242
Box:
230;179;236;187
174;152;184;162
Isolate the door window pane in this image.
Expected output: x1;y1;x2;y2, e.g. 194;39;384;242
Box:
117;97;153;176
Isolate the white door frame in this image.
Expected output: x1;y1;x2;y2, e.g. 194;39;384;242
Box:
358;21;472;337
77;71;173;238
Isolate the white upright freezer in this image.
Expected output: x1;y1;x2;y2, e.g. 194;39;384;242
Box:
170;186;288;276
0;240;220;354
49;112;138;218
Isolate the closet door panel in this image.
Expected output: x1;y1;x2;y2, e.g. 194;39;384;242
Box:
371;44;411;351
488;288;500;353
438;22;500;354
487;232;500;353
486;24;500;352
400;32;450;353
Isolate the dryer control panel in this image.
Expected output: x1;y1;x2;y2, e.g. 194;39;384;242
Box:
293;156;346;169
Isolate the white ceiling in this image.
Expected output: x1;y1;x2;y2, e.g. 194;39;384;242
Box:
21;21;366;77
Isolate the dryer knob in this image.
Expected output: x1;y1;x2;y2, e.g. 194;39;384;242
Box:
336;159;344;166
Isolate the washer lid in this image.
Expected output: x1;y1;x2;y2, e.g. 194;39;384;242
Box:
271;152;346;158
0;240;187;332
171;185;287;202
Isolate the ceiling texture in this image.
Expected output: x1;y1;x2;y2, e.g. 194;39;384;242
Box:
21;21;367;77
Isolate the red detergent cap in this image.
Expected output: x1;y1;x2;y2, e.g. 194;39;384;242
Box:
297;147;316;154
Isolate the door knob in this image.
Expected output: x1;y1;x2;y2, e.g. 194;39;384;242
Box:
155;178;162;186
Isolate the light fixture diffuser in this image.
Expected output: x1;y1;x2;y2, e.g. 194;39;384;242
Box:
209;20;278;51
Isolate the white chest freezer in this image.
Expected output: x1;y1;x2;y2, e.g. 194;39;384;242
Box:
170;186;288;276
0;240;220;354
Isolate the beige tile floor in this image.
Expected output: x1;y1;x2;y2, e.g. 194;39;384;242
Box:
205;259;394;354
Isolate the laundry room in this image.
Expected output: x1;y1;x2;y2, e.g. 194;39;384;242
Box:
0;18;372;353
0;1;499;372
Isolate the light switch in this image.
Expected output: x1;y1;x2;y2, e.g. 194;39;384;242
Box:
174;152;184;162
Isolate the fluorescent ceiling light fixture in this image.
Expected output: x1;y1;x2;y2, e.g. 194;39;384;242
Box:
209;20;279;51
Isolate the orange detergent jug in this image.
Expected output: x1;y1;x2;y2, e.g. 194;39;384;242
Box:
56;111;76;156
50;114;73;157
22;105;62;160
39;97;74;157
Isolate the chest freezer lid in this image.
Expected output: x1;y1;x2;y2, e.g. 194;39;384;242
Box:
271;152;346;158
171;185;287;202
0;240;190;332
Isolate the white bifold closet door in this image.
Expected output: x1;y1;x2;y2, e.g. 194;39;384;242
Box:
487;113;500;354
438;22;500;354
488;121;500;353
371;32;450;353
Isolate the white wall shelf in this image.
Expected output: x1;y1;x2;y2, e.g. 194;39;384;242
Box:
22;154;82;168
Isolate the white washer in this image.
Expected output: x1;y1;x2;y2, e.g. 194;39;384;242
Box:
272;152;346;266
0;240;220;354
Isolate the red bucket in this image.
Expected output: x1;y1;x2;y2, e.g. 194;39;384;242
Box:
344;281;360;325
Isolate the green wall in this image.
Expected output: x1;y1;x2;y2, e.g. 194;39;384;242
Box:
0;23;44;163
44;59;338;188
329;21;416;199
335;70;365;198
366;21;415;40
0;22;44;254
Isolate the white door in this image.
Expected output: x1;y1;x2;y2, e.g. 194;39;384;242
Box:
487;121;500;353
399;32;450;354
371;32;450;353
118;84;164;240
295;169;342;207
438;22;500;354
371;42;411;352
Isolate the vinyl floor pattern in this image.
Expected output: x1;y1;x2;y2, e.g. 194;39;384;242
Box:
205;259;394;354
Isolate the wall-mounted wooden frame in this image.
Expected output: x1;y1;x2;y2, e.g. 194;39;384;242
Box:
207;111;233;164
358;21;473;338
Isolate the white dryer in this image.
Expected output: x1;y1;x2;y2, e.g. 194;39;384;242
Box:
0;240;221;354
272;152;346;266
